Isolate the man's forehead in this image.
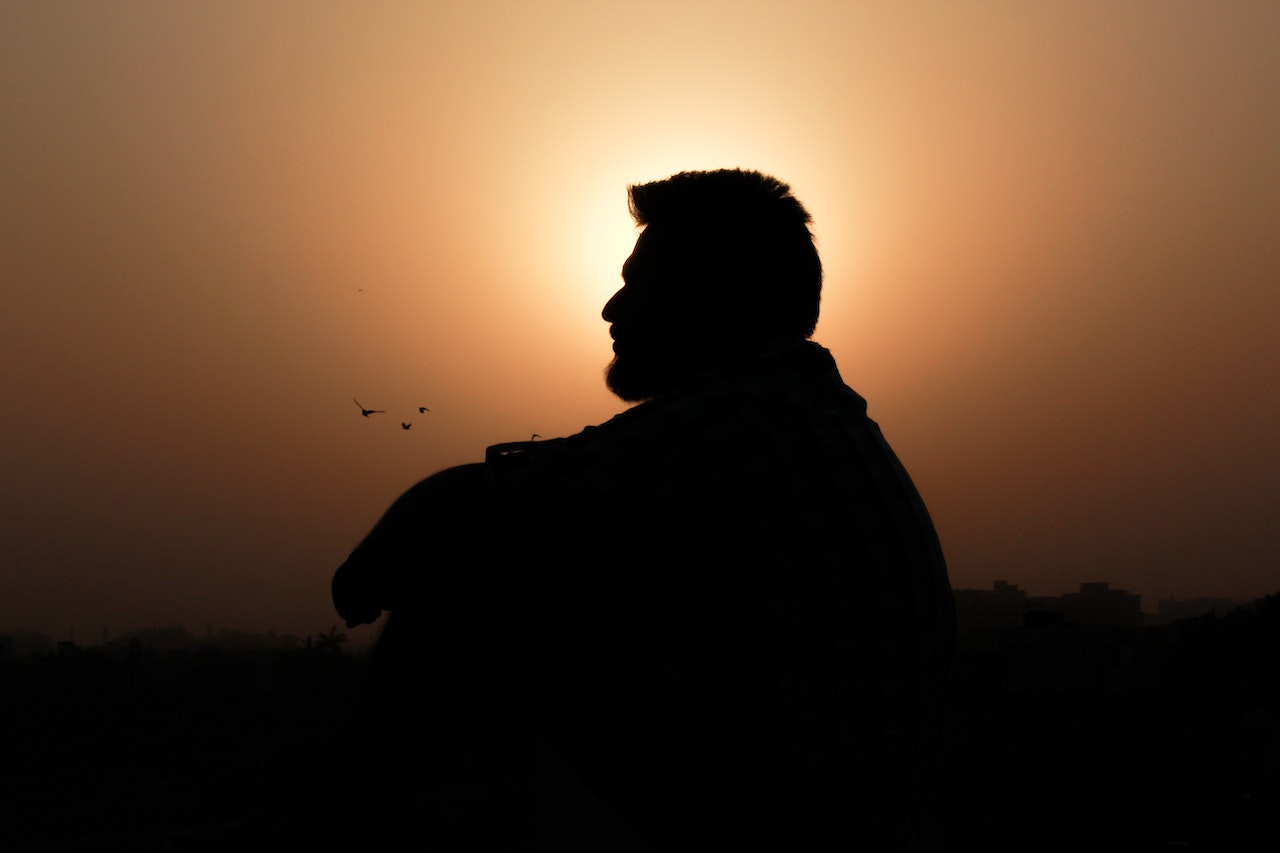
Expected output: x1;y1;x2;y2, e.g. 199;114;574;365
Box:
623;226;685;277
621;228;654;278
632;225;666;254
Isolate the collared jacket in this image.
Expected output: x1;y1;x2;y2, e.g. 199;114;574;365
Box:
483;340;955;851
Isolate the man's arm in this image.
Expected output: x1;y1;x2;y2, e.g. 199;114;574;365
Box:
332;462;486;628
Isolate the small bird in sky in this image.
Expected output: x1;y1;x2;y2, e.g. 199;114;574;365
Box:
419;406;430;413
531;434;541;440
353;398;385;417
401;422;412;430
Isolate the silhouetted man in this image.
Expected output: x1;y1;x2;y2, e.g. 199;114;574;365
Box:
329;169;955;851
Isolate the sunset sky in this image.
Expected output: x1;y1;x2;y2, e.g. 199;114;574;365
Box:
3;1;1277;640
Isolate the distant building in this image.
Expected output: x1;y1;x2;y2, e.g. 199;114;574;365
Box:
953;580;1028;634
1061;582;1144;628
0;631;56;658
1019;582;1144;628
1025;595;1067;622
954;581;1156;689
996;582;1143;690
1151;596;1238;624
954;581;1144;633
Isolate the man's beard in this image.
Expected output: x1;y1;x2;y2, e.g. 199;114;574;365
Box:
604;350;688;403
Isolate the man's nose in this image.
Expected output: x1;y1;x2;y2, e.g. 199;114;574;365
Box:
602;287;625;322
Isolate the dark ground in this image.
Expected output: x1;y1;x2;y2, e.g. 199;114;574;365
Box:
2;606;1276;852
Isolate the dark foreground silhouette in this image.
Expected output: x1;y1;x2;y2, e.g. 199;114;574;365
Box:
4;603;1277;851
322;170;955;850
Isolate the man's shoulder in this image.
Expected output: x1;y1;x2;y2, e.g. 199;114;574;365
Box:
483;340;872;490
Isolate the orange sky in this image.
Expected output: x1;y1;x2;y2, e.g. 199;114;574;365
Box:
3;1;1278;639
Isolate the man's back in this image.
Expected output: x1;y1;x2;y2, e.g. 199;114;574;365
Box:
329;170;955;850
486;340;954;849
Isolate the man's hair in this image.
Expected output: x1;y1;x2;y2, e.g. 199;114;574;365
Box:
627;169;823;338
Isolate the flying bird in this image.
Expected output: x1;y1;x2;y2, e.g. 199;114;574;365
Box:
419;406;431;413
401;423;412;430
353;398;385;417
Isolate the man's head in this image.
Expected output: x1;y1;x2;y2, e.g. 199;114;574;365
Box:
602;169;822;402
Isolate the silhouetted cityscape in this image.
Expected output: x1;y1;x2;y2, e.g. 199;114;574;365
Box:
2;585;1276;850
0;581;1256;660
954;579;1248;632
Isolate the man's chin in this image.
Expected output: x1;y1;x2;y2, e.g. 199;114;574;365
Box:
605;356;671;403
